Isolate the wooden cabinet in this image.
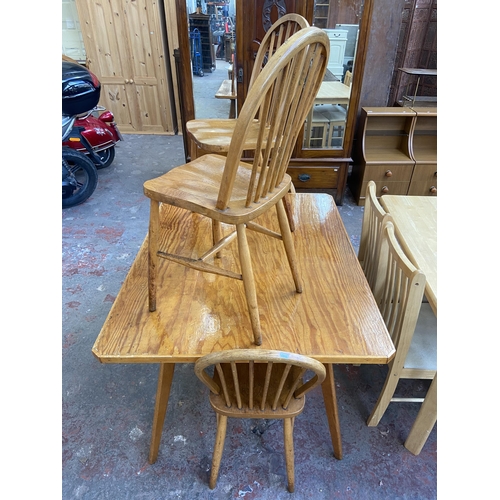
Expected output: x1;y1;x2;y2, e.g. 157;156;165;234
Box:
408;108;437;196
75;0;176;134
350;107;437;205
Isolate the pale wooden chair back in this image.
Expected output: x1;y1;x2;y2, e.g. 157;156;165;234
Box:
344;70;352;86
358;180;393;290
248;14;310;90
195;349;326;413
373;220;426;352
217;27;329;210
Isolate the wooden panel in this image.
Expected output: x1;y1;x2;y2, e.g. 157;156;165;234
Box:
360;164;413;183
408;164;437;196
357;180;410;205
287;166;339;189
76;0;175;134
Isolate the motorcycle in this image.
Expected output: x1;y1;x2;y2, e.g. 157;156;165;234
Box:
62;115;98;208
62;60;103;208
62;105;123;169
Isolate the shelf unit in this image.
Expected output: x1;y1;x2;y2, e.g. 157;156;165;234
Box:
408;107;437;195
189;13;216;74
350;107;437;204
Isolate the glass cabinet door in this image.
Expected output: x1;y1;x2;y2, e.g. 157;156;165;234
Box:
299;0;369;156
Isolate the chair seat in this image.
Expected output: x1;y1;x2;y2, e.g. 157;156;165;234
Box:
143;154;292;223
405;302;437;372
209;362;306;418
186;119;261;154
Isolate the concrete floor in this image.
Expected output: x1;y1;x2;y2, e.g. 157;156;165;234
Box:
62;60;436;499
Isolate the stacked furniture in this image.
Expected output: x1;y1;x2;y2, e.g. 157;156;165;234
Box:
350;107;437;205
189;12;216;74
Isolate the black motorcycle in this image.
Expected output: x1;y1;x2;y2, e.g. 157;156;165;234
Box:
62;61;101;208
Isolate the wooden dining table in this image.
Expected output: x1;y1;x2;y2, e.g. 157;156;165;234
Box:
314;81;351;106
379;195;437;316
92;193;395;464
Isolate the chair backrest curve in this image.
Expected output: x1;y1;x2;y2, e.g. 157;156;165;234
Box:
195;349;326;411
216;27;329;211
248;14;310;90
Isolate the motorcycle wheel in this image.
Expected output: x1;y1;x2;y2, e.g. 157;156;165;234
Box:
95;146;115;169
62;148;98;209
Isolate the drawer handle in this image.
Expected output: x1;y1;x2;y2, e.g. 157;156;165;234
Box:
298;174;311;182
385;170;393;177
381;186;389;194
430;186;437;194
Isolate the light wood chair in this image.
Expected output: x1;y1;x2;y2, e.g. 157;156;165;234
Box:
404;372;437;455
194;349;326;492
304;107;330;148
358;181;393;291
344;70;352;87
143;27;330;346
186;13;310;160
366;220;437;426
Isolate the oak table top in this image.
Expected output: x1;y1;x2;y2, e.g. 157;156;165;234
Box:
380;195;437;315
92;193;395;463
313;81;351;106
93;193;394;365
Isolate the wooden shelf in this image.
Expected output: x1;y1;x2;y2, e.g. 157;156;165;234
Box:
350;107;437;204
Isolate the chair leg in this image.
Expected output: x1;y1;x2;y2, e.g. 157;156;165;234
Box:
209;414;228;489
212;220;223;259
283;418;295;493
276;199;303;293
236;224;262;346
148;199;160;312
367;360;401;427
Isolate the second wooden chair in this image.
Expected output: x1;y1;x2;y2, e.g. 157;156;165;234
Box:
366;219;437;426
194;349;326;492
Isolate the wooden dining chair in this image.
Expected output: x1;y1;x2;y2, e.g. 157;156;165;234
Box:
344;70;353;87
186;14;310;160
194;349;326;492
358;181;393;291
366;220;437;427
143;27;330;346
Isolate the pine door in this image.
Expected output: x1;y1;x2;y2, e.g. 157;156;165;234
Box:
75;0;175;134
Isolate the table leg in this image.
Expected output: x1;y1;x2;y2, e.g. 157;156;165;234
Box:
148;363;175;464
321;363;343;459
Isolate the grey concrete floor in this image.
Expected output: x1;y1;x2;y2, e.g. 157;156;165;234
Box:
62;130;437;499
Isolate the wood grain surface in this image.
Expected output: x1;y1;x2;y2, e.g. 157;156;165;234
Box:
93;193;394;364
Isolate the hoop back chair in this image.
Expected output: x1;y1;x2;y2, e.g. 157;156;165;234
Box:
143;27;330;346
194;349;326;492
186;14;310;160
358;181;393;292
366;220;437;426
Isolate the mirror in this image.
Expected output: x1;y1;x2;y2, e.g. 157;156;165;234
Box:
187;0;237;120
304;0;365;151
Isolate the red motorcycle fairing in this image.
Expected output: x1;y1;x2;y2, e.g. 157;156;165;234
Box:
63;113;121;153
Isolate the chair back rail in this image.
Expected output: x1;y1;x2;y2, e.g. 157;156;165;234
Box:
248;14;310;90
358;181;393;291
195;349;326;412
216;27;329;210
374;221;426;348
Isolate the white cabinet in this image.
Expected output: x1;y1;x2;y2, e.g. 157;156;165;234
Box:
323;29;348;80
